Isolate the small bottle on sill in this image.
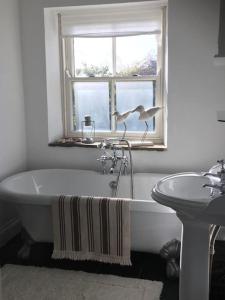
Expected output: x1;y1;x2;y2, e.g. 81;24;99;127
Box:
81;115;95;144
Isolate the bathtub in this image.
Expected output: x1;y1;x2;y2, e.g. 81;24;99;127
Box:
0;169;182;253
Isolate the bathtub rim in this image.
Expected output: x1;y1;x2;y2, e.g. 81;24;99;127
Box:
0;169;175;213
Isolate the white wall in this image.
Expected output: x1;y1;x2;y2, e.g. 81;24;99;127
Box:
0;0;27;244
20;0;225;174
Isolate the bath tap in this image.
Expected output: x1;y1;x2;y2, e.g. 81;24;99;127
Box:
109;155;128;174
109;153;117;174
97;154;108;174
97;141;116;174
97;141;127;174
97;138;134;199
110;145;118;173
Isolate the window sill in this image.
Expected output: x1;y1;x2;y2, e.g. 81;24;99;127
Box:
49;138;167;151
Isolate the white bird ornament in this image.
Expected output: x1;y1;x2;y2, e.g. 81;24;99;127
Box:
132;105;161;141
112;110;132;139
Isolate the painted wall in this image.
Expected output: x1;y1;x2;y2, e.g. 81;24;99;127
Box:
20;0;225;174
0;0;27;244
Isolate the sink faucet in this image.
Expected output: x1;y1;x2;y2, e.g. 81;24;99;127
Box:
203;183;225;194
203;159;225;194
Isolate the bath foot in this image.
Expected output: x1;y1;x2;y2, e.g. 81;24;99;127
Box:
17;244;32;260
166;259;180;279
160;239;181;260
17;229;34;260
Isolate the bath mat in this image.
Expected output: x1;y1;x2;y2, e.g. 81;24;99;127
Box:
52;195;131;265
1;264;162;300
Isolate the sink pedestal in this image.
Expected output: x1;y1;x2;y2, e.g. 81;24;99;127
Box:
178;214;211;300
151;172;223;300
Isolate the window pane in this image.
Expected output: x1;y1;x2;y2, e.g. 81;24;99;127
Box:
116;35;158;76
116;81;155;132
72;82;110;131
74;38;113;77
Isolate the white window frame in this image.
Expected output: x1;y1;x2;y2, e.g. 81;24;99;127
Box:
59;6;167;144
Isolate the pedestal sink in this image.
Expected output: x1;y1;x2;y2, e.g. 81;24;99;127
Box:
152;172;224;300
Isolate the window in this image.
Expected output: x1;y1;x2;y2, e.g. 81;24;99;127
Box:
59;2;167;144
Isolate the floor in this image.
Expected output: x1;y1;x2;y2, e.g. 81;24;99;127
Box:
1;234;225;299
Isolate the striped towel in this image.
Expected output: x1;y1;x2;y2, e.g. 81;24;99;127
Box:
52;196;131;265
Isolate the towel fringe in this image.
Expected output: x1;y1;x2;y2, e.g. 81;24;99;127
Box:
52;250;132;266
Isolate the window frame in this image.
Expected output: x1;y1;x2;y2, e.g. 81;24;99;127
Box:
60;7;167;145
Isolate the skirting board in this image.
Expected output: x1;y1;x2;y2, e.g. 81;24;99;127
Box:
0;218;21;248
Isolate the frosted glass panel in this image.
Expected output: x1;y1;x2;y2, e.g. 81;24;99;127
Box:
116;35;157;76
73;82;110;131
116;81;155;132
74;38;112;77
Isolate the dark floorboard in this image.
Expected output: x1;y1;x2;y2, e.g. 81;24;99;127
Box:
2;234;225;299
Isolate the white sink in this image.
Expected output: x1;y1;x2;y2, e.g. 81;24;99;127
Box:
151;171;224;300
152;172;214;217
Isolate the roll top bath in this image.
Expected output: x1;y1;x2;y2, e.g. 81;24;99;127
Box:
52;195;131;265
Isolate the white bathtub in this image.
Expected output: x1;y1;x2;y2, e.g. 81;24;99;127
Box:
0;169;182;253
